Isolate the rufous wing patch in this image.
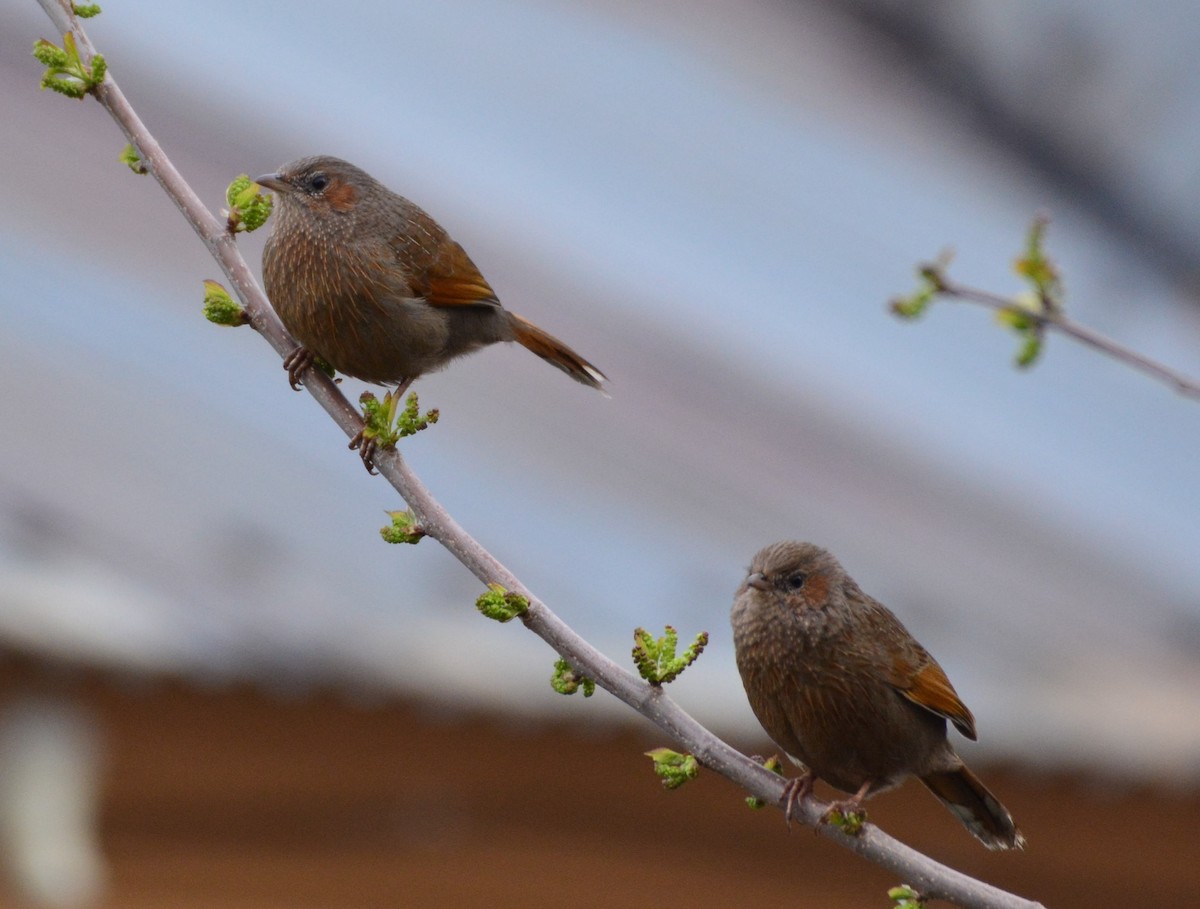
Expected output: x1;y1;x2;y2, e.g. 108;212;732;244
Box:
425;240;499;308
896;661;977;740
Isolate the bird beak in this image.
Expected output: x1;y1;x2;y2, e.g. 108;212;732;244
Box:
745;572;770;592
253;173;289;193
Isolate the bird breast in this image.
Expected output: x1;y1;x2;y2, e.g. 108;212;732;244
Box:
732;593;949;791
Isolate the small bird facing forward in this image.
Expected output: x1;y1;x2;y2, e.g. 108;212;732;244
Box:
731;541;1024;850
256;156;606;463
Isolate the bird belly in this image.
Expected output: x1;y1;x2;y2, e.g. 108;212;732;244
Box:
264;231;459;384
749;666;947;795
284;285;454;384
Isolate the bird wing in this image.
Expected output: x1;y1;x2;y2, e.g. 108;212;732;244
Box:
423;239;502;309
892;660;977;741
870;603;978;740
391;212;501;309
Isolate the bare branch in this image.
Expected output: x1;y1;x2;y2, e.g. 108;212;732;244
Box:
937;276;1200;400
894;226;1200;400
32;3;1044;907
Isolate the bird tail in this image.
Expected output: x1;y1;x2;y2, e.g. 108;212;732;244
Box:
508;313;608;392
920;767;1025;851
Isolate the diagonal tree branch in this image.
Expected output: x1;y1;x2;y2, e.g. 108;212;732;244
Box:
32;3;1044;907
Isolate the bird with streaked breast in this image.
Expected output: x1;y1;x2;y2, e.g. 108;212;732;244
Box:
255;155;606;465
731;540;1025;850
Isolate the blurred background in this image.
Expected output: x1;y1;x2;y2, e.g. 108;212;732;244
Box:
2;0;1199;906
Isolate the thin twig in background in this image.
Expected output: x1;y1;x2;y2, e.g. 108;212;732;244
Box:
31;3;1044;907
937;275;1200;401
892;223;1200;400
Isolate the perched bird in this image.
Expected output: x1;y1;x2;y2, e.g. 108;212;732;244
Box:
731;541;1024;850
255;155;606;465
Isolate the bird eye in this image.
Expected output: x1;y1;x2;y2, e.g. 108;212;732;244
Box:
785;572;807;590
308;173;329;192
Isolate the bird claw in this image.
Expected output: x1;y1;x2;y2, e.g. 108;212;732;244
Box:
818;801;863;825
348;381;414;475
283;346;315;391
816;780;872;835
349;430;379;475
781;772;815;828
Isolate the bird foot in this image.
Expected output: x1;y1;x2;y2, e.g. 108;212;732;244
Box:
348;381;415;475
348;430;379;475
817;781;872;835
283;346;315;391
781;772;815;828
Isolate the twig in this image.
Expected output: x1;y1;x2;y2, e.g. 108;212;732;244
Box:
901;240;1200;401
32;3;1044;907
938;276;1200;400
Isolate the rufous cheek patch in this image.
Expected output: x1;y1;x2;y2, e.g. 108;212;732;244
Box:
803;572;829;607
326;179;358;212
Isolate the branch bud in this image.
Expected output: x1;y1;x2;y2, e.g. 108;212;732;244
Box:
475;583;529;623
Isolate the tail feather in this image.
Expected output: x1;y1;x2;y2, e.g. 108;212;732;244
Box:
921;767;1025;851
509;313;607;392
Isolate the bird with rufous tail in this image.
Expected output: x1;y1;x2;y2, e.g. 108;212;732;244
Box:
731;541;1025;850
255;155;606;469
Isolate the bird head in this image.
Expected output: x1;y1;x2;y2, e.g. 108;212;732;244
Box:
741;540;846;614
255;155;372;219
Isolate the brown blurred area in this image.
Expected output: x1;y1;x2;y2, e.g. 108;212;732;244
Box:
0;660;1195;909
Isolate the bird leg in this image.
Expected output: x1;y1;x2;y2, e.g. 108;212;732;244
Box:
349;378;414;474
781;771;815;827
283;346;315;391
818;778;873;831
